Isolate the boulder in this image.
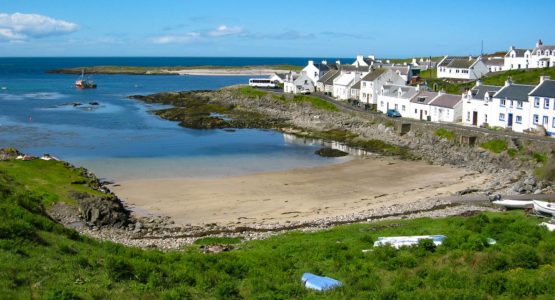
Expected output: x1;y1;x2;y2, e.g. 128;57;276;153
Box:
0;148;22;161
70;192;129;228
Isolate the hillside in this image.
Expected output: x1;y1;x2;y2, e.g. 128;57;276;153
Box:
1;157;555;298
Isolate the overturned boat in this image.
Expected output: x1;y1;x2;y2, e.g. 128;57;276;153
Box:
533;200;555;216
492;199;534;209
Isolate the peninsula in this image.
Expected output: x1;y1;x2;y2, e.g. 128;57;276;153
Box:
46;65;302;76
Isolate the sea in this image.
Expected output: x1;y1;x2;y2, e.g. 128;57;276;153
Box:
0;57;350;181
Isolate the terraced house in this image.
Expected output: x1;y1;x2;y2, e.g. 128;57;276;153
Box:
462;81;502;127
437;56;488;80
529;77;555;135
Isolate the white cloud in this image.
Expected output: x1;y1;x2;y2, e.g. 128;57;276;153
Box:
0;12;78;41
151;32;200;44
208;25;243;37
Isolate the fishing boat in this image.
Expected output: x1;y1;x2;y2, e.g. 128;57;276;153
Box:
492;199;534;209
75;70;97;89
533;200;555;216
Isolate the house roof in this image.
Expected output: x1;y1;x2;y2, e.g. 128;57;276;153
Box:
410;91;439;104
334;73;355;86
430;94;462;109
470;84;502;100
361;68;388;82
272;73;288;80
386;66;411;76
381;84;418;98
494;84;535;102
438;56;481;69
530;80;555;97
340;65;371;72
351;80;362;90
505;48;530;57
318;69;340;85
485;58;504;66
532;45;555;55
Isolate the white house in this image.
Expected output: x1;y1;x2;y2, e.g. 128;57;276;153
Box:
504;47;533;70
377;84;418;116
411;58;436;70
316;69;340;95
350;80;362;100
269;73;288;84
437;56;489;80
332;65;370;100
484;58;505;73
488;79;535;132
528;76;555;135
352;55;375;67
462;81;501;127
409;91;440;121
428;93;463;123
359;68;405;104
283;72;314;94
531;40;555;68
302;60;337;84
385;65;412;83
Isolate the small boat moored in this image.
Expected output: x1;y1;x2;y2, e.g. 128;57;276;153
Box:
492;199;534;209
533;200;555;216
75;70;97;89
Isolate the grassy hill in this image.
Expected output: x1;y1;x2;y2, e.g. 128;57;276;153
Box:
1;159;555;299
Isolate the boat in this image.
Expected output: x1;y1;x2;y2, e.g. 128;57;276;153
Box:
301;273;342;291
75;70;97;89
540;222;555;232
373;235;446;249
533;200;555;216
492;199;534;209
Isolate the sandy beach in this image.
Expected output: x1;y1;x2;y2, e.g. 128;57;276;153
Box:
110;156;490;227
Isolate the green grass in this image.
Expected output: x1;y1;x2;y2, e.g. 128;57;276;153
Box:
194;237;243;246
435;128;455;141
238;86;268;98
482;67;555;86
481;139;508;154
1;161;555;298
292;95;340;112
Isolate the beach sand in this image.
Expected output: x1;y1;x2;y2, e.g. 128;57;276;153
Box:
110;156;489;227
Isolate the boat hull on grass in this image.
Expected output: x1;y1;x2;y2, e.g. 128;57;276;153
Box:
533;200;555;216
492;200;534;209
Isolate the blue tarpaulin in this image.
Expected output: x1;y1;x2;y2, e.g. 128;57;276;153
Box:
301;273;342;291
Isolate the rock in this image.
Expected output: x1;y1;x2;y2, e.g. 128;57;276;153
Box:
377;124;386;131
314;147;349;157
71;191;129;228
534;189;543;195
0;147;22;161
524;176;537;186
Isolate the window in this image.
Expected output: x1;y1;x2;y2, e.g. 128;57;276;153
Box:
380;101;384;107
499;113;505;121
415;109;417;114
467;111;470;121
543;116;549;126
545;98;550;109
516;116;522;124
546;50;551;56
533;114;539;124
394;104;398;110
517;101;523;109
485;114;488;123
500;99;506;107
535;97;541;107
402;105;406;112
552;117;555;128
538;50;542;55
362;82;366;87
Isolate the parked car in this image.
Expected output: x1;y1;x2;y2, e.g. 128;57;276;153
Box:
386;109;401;118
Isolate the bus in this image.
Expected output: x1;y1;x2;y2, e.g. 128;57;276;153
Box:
248;78;277;88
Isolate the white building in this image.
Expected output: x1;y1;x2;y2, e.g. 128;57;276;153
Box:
377;84;418;115
411;58;436;70
484;58;505;73
352;55;375;67
531;40;555;68
316;69;340;95
359;68;405;104
302;60;337;84
385;65;412;83
283;72;314;94
504;47;532;70
409;91;440;121
332;65;370;100
428;93;463;123
268;72;288;84
437;56;489;80
528;76;555;135
488;79;535;132
462;81;501;127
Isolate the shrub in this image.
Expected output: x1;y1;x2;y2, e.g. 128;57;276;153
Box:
238;86;267;98
106;257;135;281
481;139;508;153
435;128;455;141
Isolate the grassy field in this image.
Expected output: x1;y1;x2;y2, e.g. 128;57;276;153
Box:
2;158;555;299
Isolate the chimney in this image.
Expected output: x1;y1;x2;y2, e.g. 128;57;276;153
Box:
475;79;482;87
540;76;551;83
469;56;473;61
367;55;375;61
412;58;417;64
308;60;314;66
438;90;445;96
416;84;421;92
336;60;341;65
537;39;543;48
505;76;513;87
322;60;327;65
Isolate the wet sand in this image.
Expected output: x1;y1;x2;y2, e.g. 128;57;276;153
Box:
110;156;490;227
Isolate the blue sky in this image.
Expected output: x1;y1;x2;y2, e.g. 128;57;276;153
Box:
0;0;554;58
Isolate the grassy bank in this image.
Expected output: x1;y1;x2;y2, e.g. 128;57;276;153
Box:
47;65;303;75
1;160;555;298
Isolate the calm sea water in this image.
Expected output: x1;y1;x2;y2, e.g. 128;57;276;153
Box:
0;57;349;181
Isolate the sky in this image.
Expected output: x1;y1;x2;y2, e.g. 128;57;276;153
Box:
0;0;554;58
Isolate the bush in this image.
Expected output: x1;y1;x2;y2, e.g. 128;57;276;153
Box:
481;139;508;153
435;128;455;141
106;257;135;281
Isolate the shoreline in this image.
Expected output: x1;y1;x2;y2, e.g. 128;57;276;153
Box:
46;66;300;76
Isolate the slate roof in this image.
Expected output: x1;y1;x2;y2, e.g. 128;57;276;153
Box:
360;68;388;81
485;58;505;66
470;85;502;100
438;56;480;69
340;65;371;72
351;80;361;90
381;84;418;98
411;91;439;104
530;80;555;97
430;94;462;109
493;84;535;102
505;49;530;57
532;45;555;55
318;70;340;85
386;66;411;76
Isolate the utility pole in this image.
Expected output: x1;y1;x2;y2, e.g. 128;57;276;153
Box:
481;40;484;56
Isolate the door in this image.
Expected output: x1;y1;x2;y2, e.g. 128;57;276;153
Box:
508;113;513;127
543;116;549;126
419;110;423;120
472;111;478;126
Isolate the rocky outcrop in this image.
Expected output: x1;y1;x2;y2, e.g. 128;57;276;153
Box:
0;148;22;160
70;192;129;228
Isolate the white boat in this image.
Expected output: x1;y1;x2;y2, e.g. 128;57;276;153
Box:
373;235;446;248
540;222;555;232
533;200;555;216
492;199;534;209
